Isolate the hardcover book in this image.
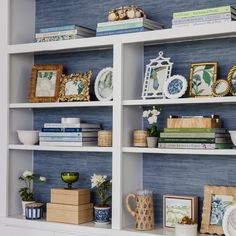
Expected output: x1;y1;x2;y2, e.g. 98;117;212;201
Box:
158;143;232;149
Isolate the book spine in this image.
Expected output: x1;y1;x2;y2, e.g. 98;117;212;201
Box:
172;13;234;24
160;132;216;138
36;35;81;42
42;128;83;132
39;137;97;142
40;25;95;34
96;27;146;36
158;143;232;149
44;123;100;129
36;30;94;38
159;138;215;143
172;18;232;28
39;141;97;147
40;132;82;137
164;128;226;133
173;6;232;19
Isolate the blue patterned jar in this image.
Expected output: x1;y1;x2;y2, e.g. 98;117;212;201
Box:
94;206;111;224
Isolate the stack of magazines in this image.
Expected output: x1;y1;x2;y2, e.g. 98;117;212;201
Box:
39;122;101;147
96;18;163;36
35;25;95;42
158;128;232;149
172;5;236;28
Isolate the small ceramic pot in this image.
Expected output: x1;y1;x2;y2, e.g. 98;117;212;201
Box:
25;203;44;220
175;223;198;236
22;200;35;216
147;137;157;148
94;206;111;224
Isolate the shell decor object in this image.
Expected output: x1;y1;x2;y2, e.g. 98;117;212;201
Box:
108;6;146;21
223;204;236;236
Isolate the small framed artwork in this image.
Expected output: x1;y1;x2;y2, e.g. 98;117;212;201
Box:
163;75;188;99
59;70;92;102
94;67;113;101
163;195;198;229
142;51;173;99
28;64;63;103
212;79;231;97
227;65;236;95
189;62;218;97
200;185;236;235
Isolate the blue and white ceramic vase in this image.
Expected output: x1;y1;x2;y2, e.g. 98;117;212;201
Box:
94;206;111;224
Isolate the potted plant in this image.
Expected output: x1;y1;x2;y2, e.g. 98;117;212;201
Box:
175;216;198;236
91;173;112;224
19;170;46;216
143;106;161;148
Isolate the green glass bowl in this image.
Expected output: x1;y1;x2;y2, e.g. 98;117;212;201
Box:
61;172;79;189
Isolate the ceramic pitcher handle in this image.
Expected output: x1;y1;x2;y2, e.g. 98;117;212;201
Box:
126;194;136;218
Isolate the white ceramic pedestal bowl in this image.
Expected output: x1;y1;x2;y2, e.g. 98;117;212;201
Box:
17;130;39;145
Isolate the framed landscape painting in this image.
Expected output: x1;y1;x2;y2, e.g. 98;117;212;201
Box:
163;195;198;229
200;185;236;235
189;62;218;97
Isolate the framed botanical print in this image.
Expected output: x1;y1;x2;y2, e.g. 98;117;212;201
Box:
227;65;236;95
163;195;198;229
189;62;218;97
200;185;236;235
28;64;63;103
59;70;92;102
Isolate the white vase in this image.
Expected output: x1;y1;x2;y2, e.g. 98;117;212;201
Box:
147;137;158;148
175;223;198;236
22;201;35;216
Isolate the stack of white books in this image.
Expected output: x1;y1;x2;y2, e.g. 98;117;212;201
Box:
39;122;101;147
35;25;95;42
96;18;163;36
172;5;236;28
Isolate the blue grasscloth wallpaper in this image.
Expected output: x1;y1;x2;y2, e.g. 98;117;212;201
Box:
34;0;236;225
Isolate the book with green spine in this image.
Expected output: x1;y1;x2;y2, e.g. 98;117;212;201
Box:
158;143;232;149
164;128;227;133
158;137;231;144
160;132;230;138
173;5;236;19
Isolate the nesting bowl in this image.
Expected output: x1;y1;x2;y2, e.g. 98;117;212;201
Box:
17;130;39;145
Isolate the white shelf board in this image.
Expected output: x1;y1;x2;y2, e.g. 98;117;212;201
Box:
122;147;236;156
123;96;236;106
9;144;113;153
0;216;112;236
8;22;236;55
9;101;113;109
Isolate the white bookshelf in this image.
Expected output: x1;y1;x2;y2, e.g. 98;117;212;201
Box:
1;1;236;236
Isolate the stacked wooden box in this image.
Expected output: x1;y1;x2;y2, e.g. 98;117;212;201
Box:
47;188;93;224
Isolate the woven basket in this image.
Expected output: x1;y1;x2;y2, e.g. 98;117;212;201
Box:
98;130;112;147
133;130;148;147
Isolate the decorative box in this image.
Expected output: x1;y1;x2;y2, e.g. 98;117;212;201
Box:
25;203;44;220
46;203;93;224
167;117;221;129
51;188;90;206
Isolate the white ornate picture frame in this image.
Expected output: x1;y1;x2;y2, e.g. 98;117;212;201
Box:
164;75;188;99
142;51;173;99
94;67;113;101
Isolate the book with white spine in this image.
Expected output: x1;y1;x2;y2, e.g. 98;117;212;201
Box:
39;132;98;137
40;141;97;147
44;123;101;129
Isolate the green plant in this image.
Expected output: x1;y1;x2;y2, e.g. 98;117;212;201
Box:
91;174;112;207
19;170;46;201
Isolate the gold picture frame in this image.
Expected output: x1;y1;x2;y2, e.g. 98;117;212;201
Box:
163;195;198;229
212;79;231;97
59;70;92;102
189;62;218;97
227;65;236;96
200;185;236;235
28;64;63;103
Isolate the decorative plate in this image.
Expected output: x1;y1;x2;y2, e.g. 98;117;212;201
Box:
164;75;188;99
95;67;113;101
223;204;236;236
212;79;231;97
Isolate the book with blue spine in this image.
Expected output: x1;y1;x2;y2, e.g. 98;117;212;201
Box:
96;27;149;36
39;132;98;137
39;25;95;34
39;136;97;142
42;128;100;132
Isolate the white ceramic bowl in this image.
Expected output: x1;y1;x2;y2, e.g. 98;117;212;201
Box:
17;130;39;145
229;131;236;146
175;223;198;236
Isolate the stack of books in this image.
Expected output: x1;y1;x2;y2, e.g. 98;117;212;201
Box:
36;25;95;42
172;5;236;28
96;18;163;36
39;122;101;147
158;128;233;149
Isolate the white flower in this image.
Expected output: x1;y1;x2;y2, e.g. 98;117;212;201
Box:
91;174;106;188
142;110;150;118
151;109;160;116
39;176;46;182
148;116;155;125
22;170;33;178
152;115;158;123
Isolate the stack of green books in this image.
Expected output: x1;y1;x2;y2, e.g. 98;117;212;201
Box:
158;128;233;149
